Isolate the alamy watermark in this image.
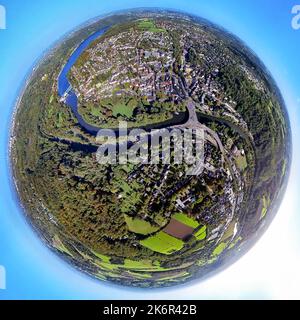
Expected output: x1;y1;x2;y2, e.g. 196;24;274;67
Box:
0;5;6;30
0;265;6;290
292;5;300;30
96;122;205;176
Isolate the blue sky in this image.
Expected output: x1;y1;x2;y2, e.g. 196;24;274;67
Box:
0;0;300;299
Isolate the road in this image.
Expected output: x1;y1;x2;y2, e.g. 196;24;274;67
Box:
170;99;225;159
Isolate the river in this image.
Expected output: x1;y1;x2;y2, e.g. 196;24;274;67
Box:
58;27;110;135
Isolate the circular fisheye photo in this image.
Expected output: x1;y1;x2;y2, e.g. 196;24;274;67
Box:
10;9;291;288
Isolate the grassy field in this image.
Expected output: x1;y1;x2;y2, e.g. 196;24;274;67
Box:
90;106;102;117
124;215;159;235
53;235;73;256
281;159;287;178
91;254;192;274
220;221;236;241
120;181;132;194
56;112;64;128
95;260;119;271
112;102;134;118
91;250;111;263
212;242;228;257
124;259;155;270
261;195;270;219
235;154;248;171
137;19;165;33
173;213;200;229
140;231;184;255
194;226;207;240
158;271;189;281
127;271;152;279
228;236;242;249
